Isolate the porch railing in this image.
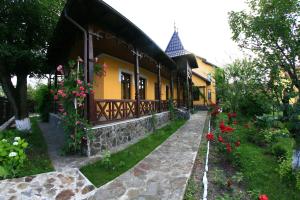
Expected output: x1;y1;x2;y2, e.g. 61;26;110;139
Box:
94;99;174;124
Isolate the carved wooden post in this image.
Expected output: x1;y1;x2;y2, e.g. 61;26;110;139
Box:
87;27;97;123
177;75;180;107
170;71;174;100
157;63;162;112
134;49;141;118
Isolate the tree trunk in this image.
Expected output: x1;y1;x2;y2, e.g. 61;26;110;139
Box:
0;72;31;131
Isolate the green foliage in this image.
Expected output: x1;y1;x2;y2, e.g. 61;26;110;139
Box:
296;171;300;190
54;62;93;154
271;138;295;159
168;99;175;120
277;156;293;180
229;0;300;99
101;150;112;169
232;172;244;184
0;0;63;75
262;128;290;144
0;132;28;179
80;119;186;187
215;59;272;115
212;168;227;188
184;178;197;200
33;84;50;122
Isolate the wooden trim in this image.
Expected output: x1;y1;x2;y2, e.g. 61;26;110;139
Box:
134;49;141;117
94;99;169;124
157;64;162;112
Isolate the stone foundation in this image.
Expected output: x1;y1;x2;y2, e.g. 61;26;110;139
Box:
88;112;170;156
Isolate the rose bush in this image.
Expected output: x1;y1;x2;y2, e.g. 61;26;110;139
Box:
53;61;94;154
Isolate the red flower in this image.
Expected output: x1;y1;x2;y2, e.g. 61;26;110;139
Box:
226;143;232;153
235;141;241;147
221;126;234;133
206;132;214;141
219;121;225;130
218;136;224;143
54;95;58;100
76;121;81;125
259;194;268;200
233;120;238;125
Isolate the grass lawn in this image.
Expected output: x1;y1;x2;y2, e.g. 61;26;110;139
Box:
80;119;186;187
0;117;54;178
235;119;300;200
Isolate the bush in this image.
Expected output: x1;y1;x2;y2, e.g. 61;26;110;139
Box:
262;128;290;144
0;131;28;178
245;127;266;146
271;138;295;159
34;84;50;122
239;94;271;116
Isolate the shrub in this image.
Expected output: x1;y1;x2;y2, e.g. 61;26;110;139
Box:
0;132;28;178
262;128;290;144
271;138;295;159
34;84;51;122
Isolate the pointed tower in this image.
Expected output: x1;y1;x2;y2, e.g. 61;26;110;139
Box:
165;28;198;110
165;30;190;58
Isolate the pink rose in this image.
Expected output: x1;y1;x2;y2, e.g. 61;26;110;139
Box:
77;80;83;85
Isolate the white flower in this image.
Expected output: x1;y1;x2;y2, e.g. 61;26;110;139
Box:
14;137;21;141
1;139;7;142
13;142;18;146
8;152;17;157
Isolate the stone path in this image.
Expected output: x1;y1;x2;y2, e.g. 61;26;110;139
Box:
0;168;96;200
89;111;207;200
39;122;101;171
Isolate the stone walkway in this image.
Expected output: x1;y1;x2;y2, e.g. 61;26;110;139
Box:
89;111;207;200
0;168;96;200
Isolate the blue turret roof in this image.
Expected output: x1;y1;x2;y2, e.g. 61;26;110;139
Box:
165;31;190;58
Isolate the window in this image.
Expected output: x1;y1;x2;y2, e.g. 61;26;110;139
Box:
155;83;159;100
208;89;211;100
139;77;146;99
121;72;131;99
166;85;169;100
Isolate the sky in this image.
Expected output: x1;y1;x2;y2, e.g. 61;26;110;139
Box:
103;0;248;67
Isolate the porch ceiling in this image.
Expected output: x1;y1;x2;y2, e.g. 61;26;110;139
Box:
47;0;177;73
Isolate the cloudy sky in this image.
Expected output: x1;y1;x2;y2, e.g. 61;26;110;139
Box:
104;0;248;67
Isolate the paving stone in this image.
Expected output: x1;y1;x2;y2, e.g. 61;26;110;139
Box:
92;112;207;200
55;189;75;200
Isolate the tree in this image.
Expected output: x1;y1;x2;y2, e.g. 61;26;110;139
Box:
215;59;272;116
229;0;300;100
0;0;63;131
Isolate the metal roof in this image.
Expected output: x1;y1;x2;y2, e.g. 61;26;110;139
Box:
165;30;198;68
165;31;191;58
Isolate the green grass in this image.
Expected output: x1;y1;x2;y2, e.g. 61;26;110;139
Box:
234;121;300;200
0;117;54;178
80;119;186;187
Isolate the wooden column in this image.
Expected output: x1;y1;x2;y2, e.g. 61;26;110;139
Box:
177;75;180;107
170;71;174;100
134;49;141;118
87;27;97;123
157;63;162;112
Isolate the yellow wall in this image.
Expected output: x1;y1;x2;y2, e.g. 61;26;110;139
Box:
93;54;171;100
192;57;217;105
192;74;207;105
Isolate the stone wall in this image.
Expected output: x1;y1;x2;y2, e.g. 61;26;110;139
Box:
88;111;170;156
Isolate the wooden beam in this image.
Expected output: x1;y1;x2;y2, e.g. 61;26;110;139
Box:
170;71;174;100
157;63;162;112
177;75;180;105
87;27;97;123
133;48;141;118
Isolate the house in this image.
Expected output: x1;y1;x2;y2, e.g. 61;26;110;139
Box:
47;0;216;155
165;29;217;108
